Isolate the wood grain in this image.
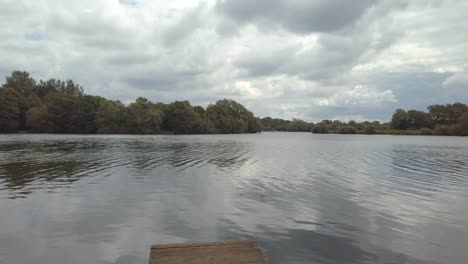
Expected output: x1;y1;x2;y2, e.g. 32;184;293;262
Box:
149;241;271;264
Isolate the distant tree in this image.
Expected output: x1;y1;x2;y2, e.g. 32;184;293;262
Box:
45;93;76;133
312;122;329;134
34;79;62;97
420;128;433;135
434;125;451;135
123;97;162;134
286;119;312;132
338;125;357;134
26;105;50;133
2;71;36;97
458;112;468;136
407;110;432;129
163;101;205;134
0;88;20;132
363;125;376;134
95;100;125;134
59;80;84;97
193;105;216;133
207;99;260;133
348;120;357;127
428;104;449;125
391;109;409;129
2;71;36;128
27;94;43;109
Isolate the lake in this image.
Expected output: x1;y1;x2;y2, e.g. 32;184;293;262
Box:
0;133;467;264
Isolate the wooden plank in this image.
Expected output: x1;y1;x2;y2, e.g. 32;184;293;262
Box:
149;240;271;264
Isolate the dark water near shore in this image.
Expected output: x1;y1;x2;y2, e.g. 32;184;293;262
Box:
0;133;468;264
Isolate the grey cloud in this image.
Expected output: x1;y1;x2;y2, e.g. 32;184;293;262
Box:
0;0;467;122
443;72;468;91
371;71;465;110
234;45;297;77
162;5;205;46
103;53;155;65
215;0;376;34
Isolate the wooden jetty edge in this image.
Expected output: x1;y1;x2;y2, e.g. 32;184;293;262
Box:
149;240;271;264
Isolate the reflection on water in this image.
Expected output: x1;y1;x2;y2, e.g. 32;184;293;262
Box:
0;133;468;264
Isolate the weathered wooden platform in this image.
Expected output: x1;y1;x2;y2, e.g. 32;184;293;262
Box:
149;240;271;264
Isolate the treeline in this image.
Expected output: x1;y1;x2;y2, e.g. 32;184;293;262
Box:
0;71;261;134
258;117;313;132
299;103;468;136
258;104;468;136
310;120;387;134
390;103;468;136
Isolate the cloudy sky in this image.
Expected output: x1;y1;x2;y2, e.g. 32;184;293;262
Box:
1;0;467;121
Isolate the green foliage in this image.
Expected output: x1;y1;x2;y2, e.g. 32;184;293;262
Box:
259;117;313;132
434;125;452;135
1;70;467;136
2;71;37;129
428;103;468;125
338;126;356;134
391;109;409;129
206;99;260;133
420;128;433;135
45;93;77;133
0;88;20;132
26;105;50;133
312;122;328;134
363;125;376;134
123;97;162;134
163;101;204;134
95;100;125;134
406;110;432;129
458;113;468;136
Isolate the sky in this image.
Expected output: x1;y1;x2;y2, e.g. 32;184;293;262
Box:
0;0;467;122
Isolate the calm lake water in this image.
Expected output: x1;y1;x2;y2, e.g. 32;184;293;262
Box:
0;133;468;264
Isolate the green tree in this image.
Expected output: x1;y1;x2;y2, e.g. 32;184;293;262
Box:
434;125;451;135
207;99;260;133
0;88;20;132
163;101;204;134
407;110;432;129
194;105;216;133
338;125;357;134
428;104;449;125
45;93;76;133
123;97;162;134
448;103;468;124
391;109;409;129
2;71;36;128
34;79;62;97
69;95;101;133
363;125;376;134
95;100;126;134
26;105;50;133
312;122;329;134
286;119;312;132
458;112;468;136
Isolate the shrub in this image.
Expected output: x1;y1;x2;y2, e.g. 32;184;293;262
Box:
312;123;329;134
451;124;463;136
434;125;451;135
338;126;357;134
363;125;376;134
420;128;433;135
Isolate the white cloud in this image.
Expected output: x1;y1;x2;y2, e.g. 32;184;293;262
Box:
331;85;397;106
